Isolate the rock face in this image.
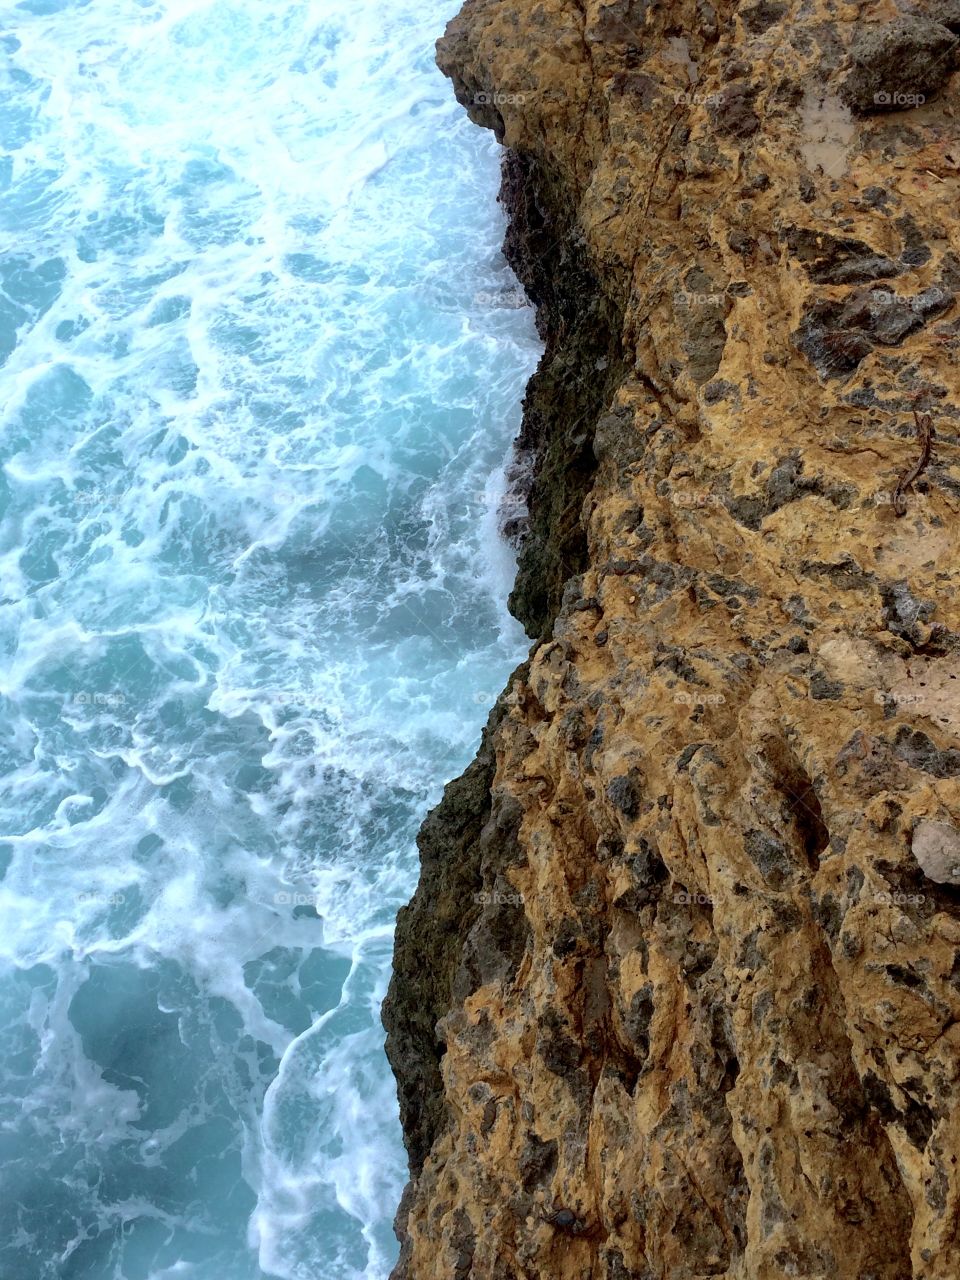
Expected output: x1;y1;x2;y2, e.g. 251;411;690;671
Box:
382;1;960;1277
839;18;958;116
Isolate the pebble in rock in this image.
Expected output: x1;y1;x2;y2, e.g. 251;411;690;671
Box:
911;820;960;885
839;17;959;116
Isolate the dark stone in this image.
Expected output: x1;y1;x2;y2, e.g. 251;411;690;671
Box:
759;741;830;867
539;1007;583;1078
726;494;766;529
546;1207;587;1234
706;573;759;602
697;0;718;42
688;332;729;388
793;283;953;378
518;1133;558;1190
703;378;738;403
839;18;959;116
880;579;937;643
588;0;650;51
678;266;730;385
631;841;670;891
654;643;698;681
885;963;924;990
812;890;843;941
682;940;718;983
771;1057;799;1089
900;245;931;268
552;918;581;958
593;405;647;468
795;323;874;377
770;899;804;931
708;83;761;137
782;227;901;285
609;72;662;107
481;1098;498;1134
810;671;843;701
728;229;757;256
744;829;795;890
624;984;654;1061
449;1208;476;1280
846;865;865;898
863;1071;934;1151
858;185;893;212
764;455;823;511
677;743;706;775
742;0;787;34
926;1165;949;1214
607;773;643;818
892;727;960;778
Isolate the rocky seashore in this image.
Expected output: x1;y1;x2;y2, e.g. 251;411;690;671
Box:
383;1;960;1276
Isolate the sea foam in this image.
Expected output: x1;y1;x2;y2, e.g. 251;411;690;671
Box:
0;1;538;1276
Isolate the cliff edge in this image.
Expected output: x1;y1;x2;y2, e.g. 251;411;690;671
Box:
383;1;960;1276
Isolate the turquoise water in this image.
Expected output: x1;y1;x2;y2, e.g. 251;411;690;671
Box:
0;2;538;1276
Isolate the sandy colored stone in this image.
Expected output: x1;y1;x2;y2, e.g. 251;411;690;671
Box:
382;0;960;1277
912;819;960;884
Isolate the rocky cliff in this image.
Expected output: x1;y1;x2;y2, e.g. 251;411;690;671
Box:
382;1;960;1276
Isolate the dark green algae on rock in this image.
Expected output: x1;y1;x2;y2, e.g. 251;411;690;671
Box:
381;133;634;1182
497;148;631;642
382;669;530;1175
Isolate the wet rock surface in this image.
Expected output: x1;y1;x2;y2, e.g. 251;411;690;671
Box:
383;0;960;1276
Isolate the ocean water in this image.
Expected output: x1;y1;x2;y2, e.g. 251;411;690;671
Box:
0;3;539;1277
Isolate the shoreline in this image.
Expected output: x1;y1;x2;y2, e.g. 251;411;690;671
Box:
384;2;960;1276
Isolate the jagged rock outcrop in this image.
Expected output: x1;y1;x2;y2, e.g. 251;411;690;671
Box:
383;1;960;1276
